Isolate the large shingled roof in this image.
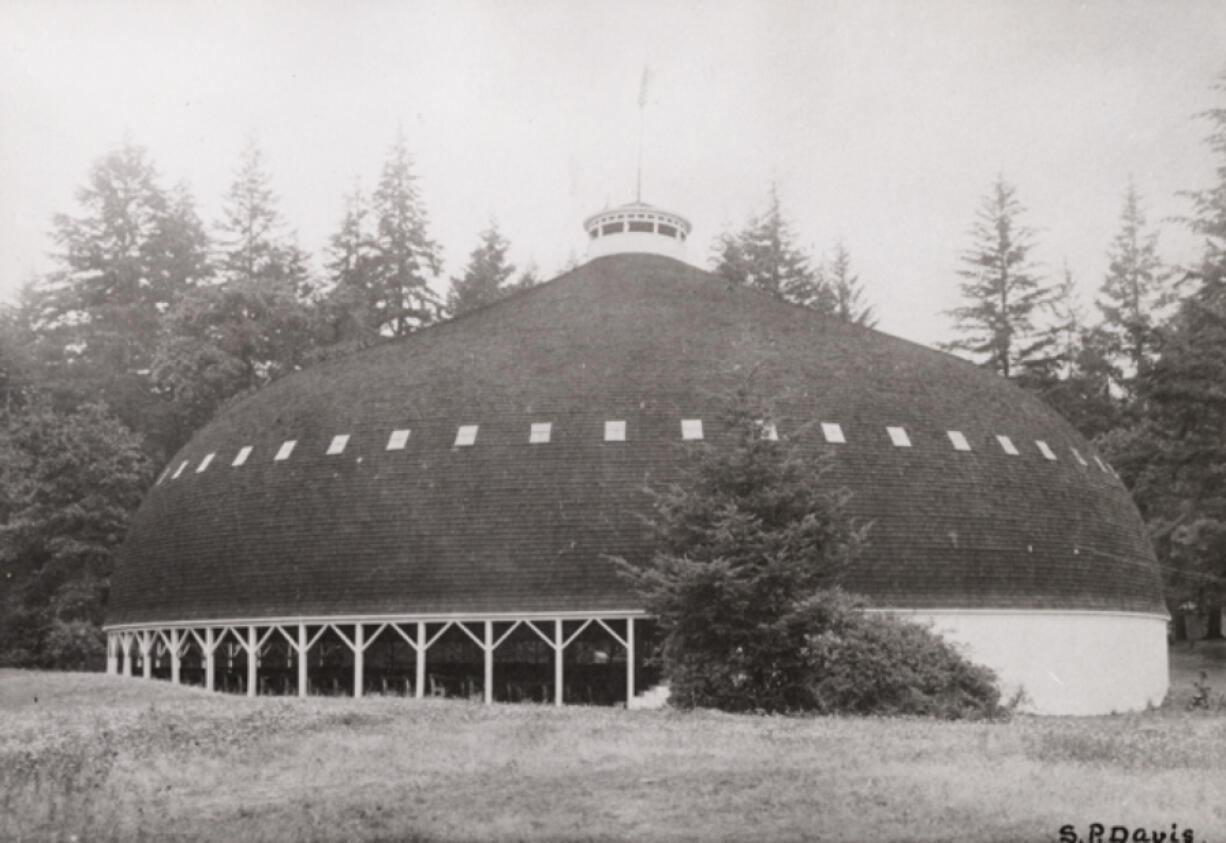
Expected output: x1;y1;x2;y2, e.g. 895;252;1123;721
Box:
108;254;1164;626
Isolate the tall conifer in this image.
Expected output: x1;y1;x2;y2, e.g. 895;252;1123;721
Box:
944;177;1053;378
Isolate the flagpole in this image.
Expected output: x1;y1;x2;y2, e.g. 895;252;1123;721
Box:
636;67;648;203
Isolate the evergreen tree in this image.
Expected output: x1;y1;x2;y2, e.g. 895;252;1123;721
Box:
151;141;315;447
321;185;381;347
30;144;209;412
369;129;442;335
1096;180;1171;389
826;242;876;326
0;398;151;667
944;177;1053;378
1108;72;1226;639
712;186;832;312
616;388;866;712
446;222;516;317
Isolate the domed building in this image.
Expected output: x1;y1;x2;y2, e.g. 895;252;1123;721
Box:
104;200;1168;715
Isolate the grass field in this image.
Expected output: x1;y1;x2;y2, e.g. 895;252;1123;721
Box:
3;644;1225;843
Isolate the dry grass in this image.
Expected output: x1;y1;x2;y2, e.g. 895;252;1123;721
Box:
2;646;1225;843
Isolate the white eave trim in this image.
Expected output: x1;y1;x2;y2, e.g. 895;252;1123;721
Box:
103;608;651;632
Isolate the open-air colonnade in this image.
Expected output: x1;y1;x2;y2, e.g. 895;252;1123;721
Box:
105;613;649;706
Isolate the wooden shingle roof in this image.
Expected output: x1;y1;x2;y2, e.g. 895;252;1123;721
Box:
107;254;1164;625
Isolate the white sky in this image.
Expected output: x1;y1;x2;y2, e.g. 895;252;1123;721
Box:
2;0;1224;347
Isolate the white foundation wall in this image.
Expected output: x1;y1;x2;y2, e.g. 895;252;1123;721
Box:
874;610;1169;716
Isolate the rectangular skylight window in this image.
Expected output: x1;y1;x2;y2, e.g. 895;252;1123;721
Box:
681;419;703;440
1094;455;1109;472
171;460;188;479
996;435;1018;455
530;422;552;444
455;425;478;447
326;434;350;455
947;430;971;451
1070;447;1088;466
1035;440;1057;461
232;446;252;467
386;429;411;451
155;466;171;485
887;426;911;447
196;453;215;473
821;423;845;444
604;420;626;442
757;420;779;441
274;440;297;461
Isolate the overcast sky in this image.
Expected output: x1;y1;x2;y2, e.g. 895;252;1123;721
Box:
2;0;1224;347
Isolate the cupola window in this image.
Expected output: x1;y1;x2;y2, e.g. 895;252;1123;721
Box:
628;221;654;233
601;222;624;236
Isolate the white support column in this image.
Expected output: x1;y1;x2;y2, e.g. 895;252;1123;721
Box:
106;634;118;675
170;629;181;685
484;621;494;705
246;626;257;698
140;632;152;680
353;624;365;699
415;622;426;700
121;634;132;677
297;624;308;698
204;628;215;692
554;619;564;707
626;618;635;705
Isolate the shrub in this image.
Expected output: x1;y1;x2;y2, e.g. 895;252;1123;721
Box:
798;590;1003;719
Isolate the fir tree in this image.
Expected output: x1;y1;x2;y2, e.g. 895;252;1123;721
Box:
321;185;381;346
1109;72;1226;639
151;141;314;447
370;129;442;336
826;242;875;326
944;176;1053;378
712;186;832;312
446;222;516;317
0;398;152;667
1096;180;1171;388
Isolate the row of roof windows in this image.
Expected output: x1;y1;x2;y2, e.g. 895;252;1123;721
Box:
157;420;1117;484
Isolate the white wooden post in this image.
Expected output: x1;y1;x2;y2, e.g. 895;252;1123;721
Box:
140;632;152;680
626;617;635;705
415;622;425;700
246;626;257;697
353;624;364;698
297;624;308;698
554;619;564;707
484;621;493;705
121;634;132;677
106;634;117;675
170;629;181;685
204;628;215;692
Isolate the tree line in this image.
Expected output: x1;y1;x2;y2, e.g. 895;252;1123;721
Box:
3;70;1226;668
